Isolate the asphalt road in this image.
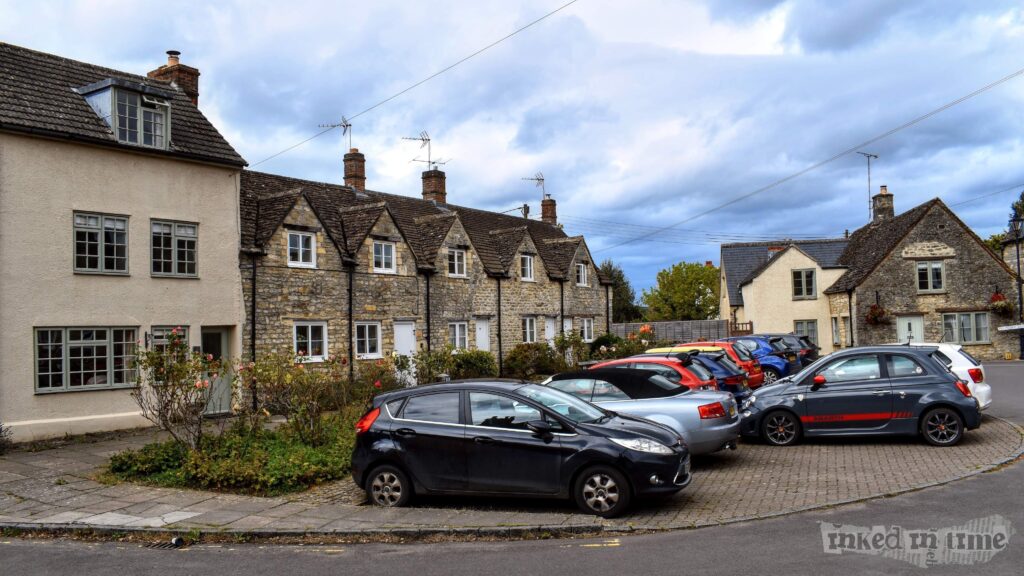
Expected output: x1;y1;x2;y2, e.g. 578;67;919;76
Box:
3;363;1022;576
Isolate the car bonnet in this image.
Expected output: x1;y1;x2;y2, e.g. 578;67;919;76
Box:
577;412;682;446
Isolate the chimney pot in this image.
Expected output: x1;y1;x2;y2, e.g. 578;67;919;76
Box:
872;185;895;222
705;260;713;268
541;194;557;225
147;49;200;105
343;148;366;190
166;50;181;65
422;169;447;204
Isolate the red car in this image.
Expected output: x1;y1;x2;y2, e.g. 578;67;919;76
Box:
589;356;717;391
678;340;765;388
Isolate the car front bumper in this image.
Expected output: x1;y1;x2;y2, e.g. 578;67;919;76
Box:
625;451;692;497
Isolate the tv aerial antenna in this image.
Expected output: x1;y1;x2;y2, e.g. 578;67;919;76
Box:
403;131;448;170
856;151;878;220
319;116;353;149
522;172;546;200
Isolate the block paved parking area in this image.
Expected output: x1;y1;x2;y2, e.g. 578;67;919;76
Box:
1;415;1020;536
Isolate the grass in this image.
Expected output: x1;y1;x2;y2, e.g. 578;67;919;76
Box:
107;408;362;497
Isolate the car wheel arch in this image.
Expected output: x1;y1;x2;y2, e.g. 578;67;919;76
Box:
362;457;418;491
568;460;637;499
918;402;966;429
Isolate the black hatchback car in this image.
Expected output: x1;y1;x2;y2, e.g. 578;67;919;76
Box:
740;346;981;447
351;381;691;517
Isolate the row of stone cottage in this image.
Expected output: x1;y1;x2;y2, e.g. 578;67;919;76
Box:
0;44;609;440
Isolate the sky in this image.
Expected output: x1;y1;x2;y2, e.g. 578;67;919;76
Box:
3;0;1024;294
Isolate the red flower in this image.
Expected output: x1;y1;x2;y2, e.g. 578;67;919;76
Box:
374;380;382;389
991;292;1007;303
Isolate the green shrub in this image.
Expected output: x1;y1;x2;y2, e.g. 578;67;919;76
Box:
0;422;13;455
109;440;187;477
411;346;456;385
589;333;622;355
451;350;498;379
554;331;590;370
504;343;566;380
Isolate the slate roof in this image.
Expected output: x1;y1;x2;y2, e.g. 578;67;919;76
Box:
240;170;612;282
0;42;245;167
720;238;848;306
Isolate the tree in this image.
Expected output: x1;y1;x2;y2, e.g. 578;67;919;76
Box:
984;233;1004;255
641;261;720;321
599;259;642;323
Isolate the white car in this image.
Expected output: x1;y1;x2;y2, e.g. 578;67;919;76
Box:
884;342;992;410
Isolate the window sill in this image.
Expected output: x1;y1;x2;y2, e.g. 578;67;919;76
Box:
917;290;947;295
520;278;536;283
35;383;136;395
151;274;200;280
373;268;397;275
74;270;130;277
296;357;325;364
576;283;589;288
288;262;317;269
357;353;384;360
792;296;817;301
448;274;468;279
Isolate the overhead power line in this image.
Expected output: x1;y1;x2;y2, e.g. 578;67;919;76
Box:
593;64;1024;254
250;0;581;168
947;182;1024;208
559;215;835;239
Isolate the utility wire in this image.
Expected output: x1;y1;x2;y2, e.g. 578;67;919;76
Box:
249;0;581;168
593;64;1024;253
947;182;1024;208
559;215;834;239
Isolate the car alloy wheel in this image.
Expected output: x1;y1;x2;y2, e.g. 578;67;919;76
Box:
763;411;800;446
366;465;412;507
921;408;964;446
762;368;779;385
574;465;632;517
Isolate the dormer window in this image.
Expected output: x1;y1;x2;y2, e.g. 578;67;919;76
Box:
81;79;172;150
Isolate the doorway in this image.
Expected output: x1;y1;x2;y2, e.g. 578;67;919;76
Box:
475;318;491;352
896;315;924;344
393;321;416;385
201;328;232;415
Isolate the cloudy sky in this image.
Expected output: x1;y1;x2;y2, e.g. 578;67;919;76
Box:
4;0;1023;293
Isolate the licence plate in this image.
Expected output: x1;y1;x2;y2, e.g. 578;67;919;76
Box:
787;354;797;362
729;404;737;417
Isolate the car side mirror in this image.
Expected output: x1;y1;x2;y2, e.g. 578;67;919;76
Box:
527;420;554;437
811;374;826;389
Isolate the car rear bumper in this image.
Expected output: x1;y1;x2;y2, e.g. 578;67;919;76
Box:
747;373;765;388
971;382;992;411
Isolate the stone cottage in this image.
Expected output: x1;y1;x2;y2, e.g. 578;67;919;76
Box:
239;151;612;376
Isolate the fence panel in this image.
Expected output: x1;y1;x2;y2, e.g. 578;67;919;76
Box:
610;320;731;343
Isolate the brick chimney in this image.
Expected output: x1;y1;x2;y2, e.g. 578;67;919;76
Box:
541;194;557;225
422;169;446;204
147;50;200;105
872;185;894;222
344;148;366;190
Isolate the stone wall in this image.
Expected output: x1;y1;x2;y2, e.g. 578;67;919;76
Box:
498;233;562;352
564;242;610;337
427;219;497;351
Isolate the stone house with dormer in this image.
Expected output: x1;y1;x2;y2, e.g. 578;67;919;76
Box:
239;150;612;376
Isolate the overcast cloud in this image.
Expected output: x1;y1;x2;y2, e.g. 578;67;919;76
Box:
3;0;1023;292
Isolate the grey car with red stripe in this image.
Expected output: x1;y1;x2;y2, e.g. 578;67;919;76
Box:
738;346;982;447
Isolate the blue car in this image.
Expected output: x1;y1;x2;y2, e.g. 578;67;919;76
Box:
725;336;801;385
634;351;752;403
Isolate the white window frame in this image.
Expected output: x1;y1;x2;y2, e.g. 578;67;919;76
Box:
580;318;594;342
151;220;198;277
448;322;468;350
355;321;383;359
576;263;588;287
74;212;129;275
917;261;945;293
448;248;467;278
520;255;535;282
522;317;537;343
35;327;139;393
287;232;316;268
831;317;841;347
293;321;328;362
942;312;989;345
373;241;396;274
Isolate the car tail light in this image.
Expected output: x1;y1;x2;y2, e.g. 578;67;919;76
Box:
955;380;973;398
698;402;727;419
967;368;983;383
355;407;380;434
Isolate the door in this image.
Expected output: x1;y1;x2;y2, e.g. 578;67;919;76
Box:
896;315;924;344
201;328;231;415
475;318;490;352
801;354;893;433
393;391;467;491
545;317;556;347
393;321;416;385
465;391;563;494
885;353;932;434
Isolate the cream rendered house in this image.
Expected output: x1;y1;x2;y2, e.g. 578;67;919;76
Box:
0;44;246;440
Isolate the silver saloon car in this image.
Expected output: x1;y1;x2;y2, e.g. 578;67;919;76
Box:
544;368;741;455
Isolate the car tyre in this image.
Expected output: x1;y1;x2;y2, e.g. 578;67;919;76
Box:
762;367;780;385
574;465;632;518
762;410;801;446
365;464;413;507
920;407;964;446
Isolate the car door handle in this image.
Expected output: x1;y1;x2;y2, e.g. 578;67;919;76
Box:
473;436;497;444
872;390;890;396
394;428;417;437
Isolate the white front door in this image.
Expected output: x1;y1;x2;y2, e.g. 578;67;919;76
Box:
393;322;416;385
475;318;490;352
563;317;573;336
896;315;924;343
545;317;556;346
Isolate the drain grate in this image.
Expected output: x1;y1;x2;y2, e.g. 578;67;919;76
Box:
145;540;186;550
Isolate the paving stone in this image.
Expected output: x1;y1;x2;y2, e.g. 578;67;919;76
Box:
33;510;93;524
81;512;144;526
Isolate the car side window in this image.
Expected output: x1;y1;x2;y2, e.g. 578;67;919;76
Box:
548;378;595;401
401;392;461;424
818;355;881;383
633;363;682;383
469;392;541;430
887;355;927;378
591;380;630;402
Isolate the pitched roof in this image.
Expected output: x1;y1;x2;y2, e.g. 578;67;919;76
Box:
720;238;848;305
824;200;937;294
0;42;245;167
239;170;612;282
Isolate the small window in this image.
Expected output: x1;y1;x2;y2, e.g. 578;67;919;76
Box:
355;322;382;358
942;312;989;344
548;379;595;400
36;327;138;392
522;317;537;343
402;392;461;424
293;321;327;361
917;261;944;292
448;322;468;350
115;89;169;149
591;380;630;402
794;320;818;345
288;232;316;268
842;317;852;346
152;326;189;355
792;269;815;300
373;241;396;273
151;220;198;277
520;255;534;281
74;212;128;274
576;263;588;286
469;392;540;430
831;317;841;347
447;249;466;277
887;355;927;378
580;318;594;342
818;355;881;383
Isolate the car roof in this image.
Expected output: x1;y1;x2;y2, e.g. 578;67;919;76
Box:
833;345;940;355
374;380;531;402
649;345;725;353
552;368;684;399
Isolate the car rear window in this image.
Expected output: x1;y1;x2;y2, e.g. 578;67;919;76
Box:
931;350;953;367
729;344;753;361
685;361;713;381
713;354;741;373
957;348;981;366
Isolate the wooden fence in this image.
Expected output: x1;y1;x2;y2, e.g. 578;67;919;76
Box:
610;320;731;343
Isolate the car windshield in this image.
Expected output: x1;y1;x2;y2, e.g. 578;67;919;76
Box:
785;355;832;382
518;384;608;424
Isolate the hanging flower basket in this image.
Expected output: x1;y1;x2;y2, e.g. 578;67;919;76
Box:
865;304;891;326
990;293;1015;319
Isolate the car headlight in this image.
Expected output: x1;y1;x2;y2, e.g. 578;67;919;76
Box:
610;437;674;454
741;395;756;410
